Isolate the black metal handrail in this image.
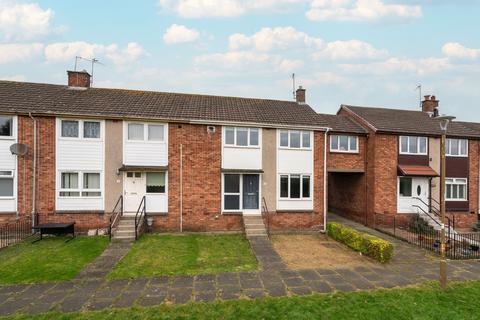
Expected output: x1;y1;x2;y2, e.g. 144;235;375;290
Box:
413;197;452;229
412;204;452;239
109;195;123;240
134;196;147;240
0;216;34;249
261;197;270;237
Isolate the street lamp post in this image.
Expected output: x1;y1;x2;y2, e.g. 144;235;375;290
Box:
436;115;455;289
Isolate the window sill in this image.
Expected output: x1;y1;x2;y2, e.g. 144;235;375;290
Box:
222;211;243;215
0;211;16;215
278;147;312;151
399;153;428;156
55;210;104;214
446;155;468;158
146;212;168;216
330;150;359;154
224;145;260;149
0;137;15;141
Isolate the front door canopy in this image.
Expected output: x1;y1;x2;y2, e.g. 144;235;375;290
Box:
398;165;438;177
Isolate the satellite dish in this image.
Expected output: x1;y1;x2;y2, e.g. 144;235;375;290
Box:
10;143;28;156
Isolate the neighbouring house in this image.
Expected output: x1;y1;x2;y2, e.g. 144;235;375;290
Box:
338;95;480;228
0;71;331;233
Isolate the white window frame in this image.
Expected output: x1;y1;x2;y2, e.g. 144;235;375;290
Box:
330;135;359;153
278;130;312;150
0;170;15;199
222;174;242;212
399;136;428;155
145;171;167;195
446;178;468;201
278;174;312;200
59;119;102;140
223;127;260;148
398;177;413;198
126;122;166;143
0;115;15;140
58;171;102;199
446;138;468;157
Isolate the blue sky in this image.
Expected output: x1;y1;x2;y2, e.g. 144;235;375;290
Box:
1;0;479;120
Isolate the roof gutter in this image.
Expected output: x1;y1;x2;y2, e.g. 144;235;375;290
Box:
189;119;331;131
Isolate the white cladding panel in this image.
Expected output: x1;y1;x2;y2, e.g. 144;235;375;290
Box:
0;116;17;212
222;147;262;170
146;194;168;213
277;149;313;174
277;199;313;211
123;122;168;166
56;119;105;211
124;142;168;166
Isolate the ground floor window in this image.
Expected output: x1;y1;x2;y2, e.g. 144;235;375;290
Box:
0;170;14;197
59;171;102;197
446;178;467;201
279;174;311;199
222;174;259;211
399;177;412;197
146;172;166;193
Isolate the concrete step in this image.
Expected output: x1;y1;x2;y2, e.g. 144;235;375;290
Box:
246;230;267;235
113;236;135;241
244;222;265;227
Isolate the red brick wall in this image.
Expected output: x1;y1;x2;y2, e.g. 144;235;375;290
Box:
373;134;398;215
150;123;243;232
328;173;366;224
15;115;109;231
328;135;366;171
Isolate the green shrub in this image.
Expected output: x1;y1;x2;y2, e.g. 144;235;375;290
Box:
327;222;394;263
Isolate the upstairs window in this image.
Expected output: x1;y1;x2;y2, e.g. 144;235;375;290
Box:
127;123;165;142
0;116;13;137
330;135;358;153
446;178;467;201
399;136;427;155
61;120;101;139
279;130;311;149
446;139;468;157
224;127;259;147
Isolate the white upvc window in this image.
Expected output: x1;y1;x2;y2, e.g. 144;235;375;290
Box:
59;171;102;198
279;174;311;199
60;119;101;139
399;136;427;155
279;130;311;149
223;174;242;211
330;135;358;153
446;139;468;157
446;178;467;201
224;127;259;147
0;170;14;198
127;123;165;142
0;116;13;138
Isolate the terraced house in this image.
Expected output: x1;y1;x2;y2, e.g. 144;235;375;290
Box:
0;71;331;237
337;96;480;228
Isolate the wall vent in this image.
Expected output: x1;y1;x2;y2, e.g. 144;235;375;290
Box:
207;126;216;134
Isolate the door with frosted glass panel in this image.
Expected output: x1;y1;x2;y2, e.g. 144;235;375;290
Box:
243;174;259;214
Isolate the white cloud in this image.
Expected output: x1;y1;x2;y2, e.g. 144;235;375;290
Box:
339;57;451;75
0;43;43;63
44;41;147;66
306;0;422;22
313;39;388;60
0;0;54;40
229;26;323;52
158;0;307;18
0;74;26;81
163;24;200;44
442;42;480;60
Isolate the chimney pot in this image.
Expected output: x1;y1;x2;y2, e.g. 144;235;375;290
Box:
67;70;91;88
422;94;439;114
296;86;306;104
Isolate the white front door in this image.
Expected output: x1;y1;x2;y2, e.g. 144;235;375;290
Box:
124;171;145;214
397;177;430;213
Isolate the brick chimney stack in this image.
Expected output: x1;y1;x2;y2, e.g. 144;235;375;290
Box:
296;86;306;104
422;95;439;115
67;70;91;88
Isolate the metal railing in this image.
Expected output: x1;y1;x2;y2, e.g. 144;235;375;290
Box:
0;216;34;249
413;197;454;230
373;213;480;260
134;196;147;240
261;197;271;237
108;195;123;240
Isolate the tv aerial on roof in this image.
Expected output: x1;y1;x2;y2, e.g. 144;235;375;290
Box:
10;143;28;156
74;56;105;87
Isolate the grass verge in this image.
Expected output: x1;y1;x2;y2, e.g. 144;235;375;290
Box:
108;234;257;279
3;281;480;319
0;236;109;285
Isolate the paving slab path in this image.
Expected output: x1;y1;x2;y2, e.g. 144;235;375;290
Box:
1;217;480;316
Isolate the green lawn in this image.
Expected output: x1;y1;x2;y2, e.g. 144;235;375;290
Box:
108;234;257;279
4;281;480;319
0;236;109;285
